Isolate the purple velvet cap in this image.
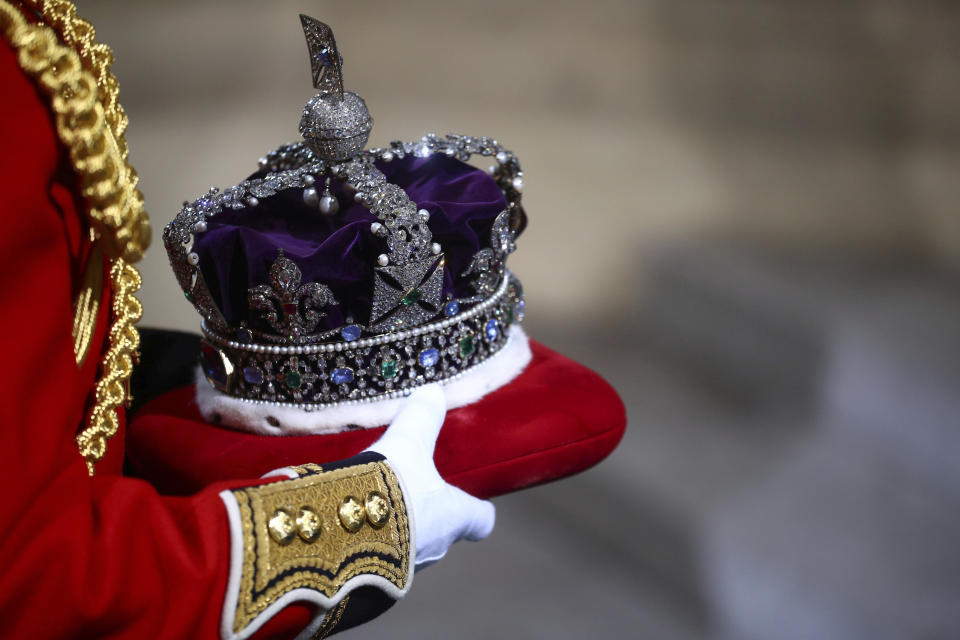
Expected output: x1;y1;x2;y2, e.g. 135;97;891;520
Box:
192;154;508;336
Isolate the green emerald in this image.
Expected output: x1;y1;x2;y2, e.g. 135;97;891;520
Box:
381;359;398;379
505;306;514;325
184;292;194;303
285;370;302;389
460;335;475;358
401;288;422;306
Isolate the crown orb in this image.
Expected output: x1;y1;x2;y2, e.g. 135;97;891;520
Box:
299;91;373;163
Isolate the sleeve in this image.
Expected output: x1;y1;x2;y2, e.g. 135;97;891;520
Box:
0;34;410;640
221;455;413;640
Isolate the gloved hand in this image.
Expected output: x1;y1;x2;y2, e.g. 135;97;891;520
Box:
366;384;495;569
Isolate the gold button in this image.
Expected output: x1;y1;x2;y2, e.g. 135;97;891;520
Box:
268;508;296;545
296;506;322;543
365;491;390;529
338;495;364;533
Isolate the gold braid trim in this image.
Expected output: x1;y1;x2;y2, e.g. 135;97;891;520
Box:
0;1;149;473
14;0;150;263
311;596;349;640
76;260;142;474
25;0;129;158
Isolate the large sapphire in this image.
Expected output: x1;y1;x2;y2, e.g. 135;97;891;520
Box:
485;318;499;341
331;367;355;384
418;348;439;367
243;366;263;385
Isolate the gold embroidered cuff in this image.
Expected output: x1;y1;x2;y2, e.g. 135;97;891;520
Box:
222;454;411;638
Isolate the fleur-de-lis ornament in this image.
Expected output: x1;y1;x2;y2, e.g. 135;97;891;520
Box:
248;251;337;337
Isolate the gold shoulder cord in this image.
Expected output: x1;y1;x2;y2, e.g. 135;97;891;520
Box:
0;0;150;474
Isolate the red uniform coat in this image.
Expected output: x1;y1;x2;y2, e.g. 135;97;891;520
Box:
0;31;337;640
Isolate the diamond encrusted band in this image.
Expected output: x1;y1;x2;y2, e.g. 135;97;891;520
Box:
199;273;524;409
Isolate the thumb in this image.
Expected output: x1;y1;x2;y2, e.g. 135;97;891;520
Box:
449;486;496;542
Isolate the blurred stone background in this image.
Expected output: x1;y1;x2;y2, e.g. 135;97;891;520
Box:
81;0;960;638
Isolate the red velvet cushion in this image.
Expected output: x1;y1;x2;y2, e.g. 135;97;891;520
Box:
125;340;625;499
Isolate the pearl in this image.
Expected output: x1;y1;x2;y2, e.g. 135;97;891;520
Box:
418;208;430;222
258;157;268;168
187;252;200;266
354;191;364;202
512;176;524;192
431;242;441;255
246;196;259;207
370;222;386;237
193;220;207;233
488;165;497;175
496;151;509;164
319;194;339;215
382;151;394;162
302;187;320;208
303;174;315;186
377;254;389;266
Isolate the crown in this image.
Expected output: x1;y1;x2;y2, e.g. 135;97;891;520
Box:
163;16;527;415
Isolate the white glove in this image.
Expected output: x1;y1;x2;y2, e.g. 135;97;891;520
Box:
365;384;495;570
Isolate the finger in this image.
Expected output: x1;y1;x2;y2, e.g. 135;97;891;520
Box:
450;487;496;542
384;383;446;453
